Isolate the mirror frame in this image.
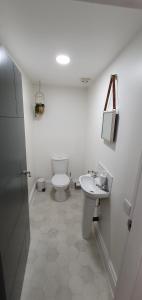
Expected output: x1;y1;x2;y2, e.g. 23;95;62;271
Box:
101;110;116;143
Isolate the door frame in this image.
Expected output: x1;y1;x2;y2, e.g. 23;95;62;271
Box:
114;150;142;299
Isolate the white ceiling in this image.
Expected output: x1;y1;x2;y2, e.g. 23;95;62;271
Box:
0;0;142;87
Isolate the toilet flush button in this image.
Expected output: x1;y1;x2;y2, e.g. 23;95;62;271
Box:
123;198;132;216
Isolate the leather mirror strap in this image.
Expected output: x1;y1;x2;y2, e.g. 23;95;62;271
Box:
104;74;117;111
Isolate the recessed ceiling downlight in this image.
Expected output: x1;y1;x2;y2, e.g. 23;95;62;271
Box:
56;54;70;65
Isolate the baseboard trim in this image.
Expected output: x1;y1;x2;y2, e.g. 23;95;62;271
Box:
29;182;36;204
95;224;117;299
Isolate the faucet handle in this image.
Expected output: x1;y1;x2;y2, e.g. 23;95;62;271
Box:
92;171;98;177
88;170;98;177
88;170;92;174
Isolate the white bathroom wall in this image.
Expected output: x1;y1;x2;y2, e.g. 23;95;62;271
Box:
22;73;36;199
32;86;87;180
85;31;142;286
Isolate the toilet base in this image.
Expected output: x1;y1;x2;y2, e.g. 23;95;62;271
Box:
54;189;67;202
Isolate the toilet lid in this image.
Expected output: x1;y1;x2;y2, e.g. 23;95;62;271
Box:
52;174;70;187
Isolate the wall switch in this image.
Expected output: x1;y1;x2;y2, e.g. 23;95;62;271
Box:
123;198;132;216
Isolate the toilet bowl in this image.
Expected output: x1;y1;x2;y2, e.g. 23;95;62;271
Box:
51;156;70;201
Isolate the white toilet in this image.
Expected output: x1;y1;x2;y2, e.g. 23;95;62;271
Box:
51;155;70;202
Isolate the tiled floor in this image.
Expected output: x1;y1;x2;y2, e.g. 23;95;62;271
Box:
21;187;111;300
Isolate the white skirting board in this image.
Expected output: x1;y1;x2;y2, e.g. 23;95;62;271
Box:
94;224;117;299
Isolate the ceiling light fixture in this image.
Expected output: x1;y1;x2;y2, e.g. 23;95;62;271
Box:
56;54;70;65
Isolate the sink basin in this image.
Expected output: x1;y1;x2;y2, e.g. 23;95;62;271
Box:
79;167;113;240
79;174;109;199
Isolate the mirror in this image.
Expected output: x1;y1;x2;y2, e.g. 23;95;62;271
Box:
101;110;116;143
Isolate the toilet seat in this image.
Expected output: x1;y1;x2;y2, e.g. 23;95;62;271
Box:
51;174;70;188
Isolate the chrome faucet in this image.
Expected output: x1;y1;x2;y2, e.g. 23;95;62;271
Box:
88;170;98;178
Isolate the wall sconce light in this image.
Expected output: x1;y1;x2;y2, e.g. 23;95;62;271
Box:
34;81;45;117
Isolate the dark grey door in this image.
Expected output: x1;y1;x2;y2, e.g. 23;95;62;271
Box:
0;48;30;300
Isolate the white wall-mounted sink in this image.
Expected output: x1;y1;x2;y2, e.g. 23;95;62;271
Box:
80;163;113;239
79;174;109;199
